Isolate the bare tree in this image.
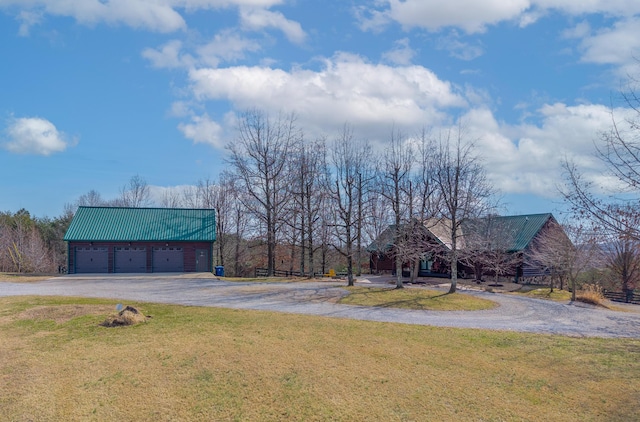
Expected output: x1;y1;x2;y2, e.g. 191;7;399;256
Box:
288;137;327;277
392;217;433;282
326;125;371;286
227;109;300;276
562;72;640;240
159;188;184;208
76;189;106;207
406;128;441;282
601;223;640;299
355;168;372;277
207;176;230;268
207;172;252;277
364;192;392;274
377;127;413;288
0;209;54;273
527;222;601;301
433;125;494;293
459;215;520;283
317;194;334;276
181;185;200;208
36;210;74;272
118;174;152;207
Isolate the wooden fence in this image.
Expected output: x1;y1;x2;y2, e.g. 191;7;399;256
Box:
254;268;319;278
254;268;346;278
603;291;640;305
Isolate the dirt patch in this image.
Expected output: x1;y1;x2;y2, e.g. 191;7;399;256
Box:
15;305;114;324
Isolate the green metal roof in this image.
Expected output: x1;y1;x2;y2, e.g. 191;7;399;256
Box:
64;207;216;242
366;224;398;252
366;221;447;252
462;213;553;252
503;213;553;251
368;213;554;253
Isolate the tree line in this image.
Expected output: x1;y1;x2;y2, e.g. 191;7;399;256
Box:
3;73;640;297
0;209;71;273
0;110;495;292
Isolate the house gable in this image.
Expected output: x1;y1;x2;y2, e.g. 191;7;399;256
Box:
367;213;559;279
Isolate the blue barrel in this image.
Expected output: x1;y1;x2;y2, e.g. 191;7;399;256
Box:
215;266;224;277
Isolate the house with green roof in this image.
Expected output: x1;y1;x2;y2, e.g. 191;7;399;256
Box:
63;207;216;274
368;213;565;281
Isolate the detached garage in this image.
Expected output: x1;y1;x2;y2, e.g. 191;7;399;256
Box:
64;207;216;274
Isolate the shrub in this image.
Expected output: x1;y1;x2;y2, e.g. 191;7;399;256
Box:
576;284;607;307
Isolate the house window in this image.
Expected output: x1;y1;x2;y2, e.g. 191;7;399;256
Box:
420;256;433;271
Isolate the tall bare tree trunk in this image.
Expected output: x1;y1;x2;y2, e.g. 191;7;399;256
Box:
227;110;299;277
378;127;413;289
433;124;493;294
327;125;371;287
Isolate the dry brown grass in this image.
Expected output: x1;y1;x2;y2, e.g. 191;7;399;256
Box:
0;272;59;283
12;304;115;323
577;284;609;308
100;306;148;327
221;276;310;282
1;296;639;421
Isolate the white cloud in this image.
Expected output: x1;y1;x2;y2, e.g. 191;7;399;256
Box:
0;0;186;33
436;32;484;61
16;10;42;36
3;116;71;155
532;0;640;16
354;4;390;33
177;0;284;8
142;31;261;69
196;30;262;67
180;47;636;200
577;17;640;66
356;1;640;77
561;21;591;40
239;7;306;44
187;53;467;138
177;113;224;147
168;101;194;118
382;38;415;65
360;0;531;34
142;40;195;68
518;10;545;28
462;103;625;197
359;0;640;34
0;0;287;33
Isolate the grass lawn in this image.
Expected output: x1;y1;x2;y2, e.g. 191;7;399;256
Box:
0;272;60;283
1;296;638;421
512;287;573;302
339;286;497;311
220;276;308;283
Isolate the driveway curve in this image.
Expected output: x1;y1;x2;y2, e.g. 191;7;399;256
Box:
1;274;639;338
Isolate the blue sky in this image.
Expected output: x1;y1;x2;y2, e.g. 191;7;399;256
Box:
1;1;639;218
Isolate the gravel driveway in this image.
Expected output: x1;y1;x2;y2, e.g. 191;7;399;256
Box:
1;274;639;338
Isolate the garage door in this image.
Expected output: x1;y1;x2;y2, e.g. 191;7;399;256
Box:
152;247;184;272
114;247;147;273
75;247;108;273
